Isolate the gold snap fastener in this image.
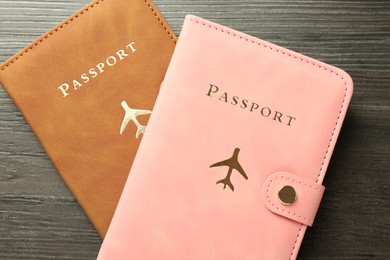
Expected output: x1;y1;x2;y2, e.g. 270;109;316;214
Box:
278;185;297;205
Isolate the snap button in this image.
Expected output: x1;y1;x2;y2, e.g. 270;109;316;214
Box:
278;185;297;205
262;171;325;226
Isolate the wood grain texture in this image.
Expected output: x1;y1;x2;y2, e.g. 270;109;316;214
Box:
0;0;389;259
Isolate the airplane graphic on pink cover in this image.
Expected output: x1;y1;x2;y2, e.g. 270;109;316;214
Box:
210;148;248;191
98;15;353;260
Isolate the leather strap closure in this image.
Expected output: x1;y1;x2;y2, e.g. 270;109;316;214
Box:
261;171;325;226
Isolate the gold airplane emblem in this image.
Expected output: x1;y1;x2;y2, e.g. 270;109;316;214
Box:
210;148;248;191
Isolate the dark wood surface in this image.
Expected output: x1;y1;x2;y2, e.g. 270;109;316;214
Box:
0;0;389;259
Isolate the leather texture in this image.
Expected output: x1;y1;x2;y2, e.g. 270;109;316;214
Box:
100;14;353;259
0;0;176;238
261;171;325;227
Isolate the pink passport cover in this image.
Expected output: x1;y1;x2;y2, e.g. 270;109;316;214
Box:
98;15;353;259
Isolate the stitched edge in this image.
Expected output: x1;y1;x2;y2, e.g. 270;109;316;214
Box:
187;17;349;184
0;0;176;71
186;16;350;260
144;0;176;43
0;0;105;71
290;227;303;260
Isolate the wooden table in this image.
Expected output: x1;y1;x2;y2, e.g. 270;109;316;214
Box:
0;0;389;259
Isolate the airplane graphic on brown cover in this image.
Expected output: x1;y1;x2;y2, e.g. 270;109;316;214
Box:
120;101;152;138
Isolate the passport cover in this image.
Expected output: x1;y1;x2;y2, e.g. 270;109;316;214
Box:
99;15;353;259
0;0;176;237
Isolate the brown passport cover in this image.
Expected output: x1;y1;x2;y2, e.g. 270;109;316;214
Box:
0;0;176;237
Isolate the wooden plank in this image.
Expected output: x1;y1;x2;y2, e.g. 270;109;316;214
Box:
0;0;389;258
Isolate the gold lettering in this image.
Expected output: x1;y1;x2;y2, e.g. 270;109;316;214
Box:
207;84;219;96
106;56;117;66
58;83;69;98
250;102;259;112
126;42;136;53
96;63;105;73
73;80;82;90
116;49;128;60
219;93;228;102
286;115;296;126
273;111;283;123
